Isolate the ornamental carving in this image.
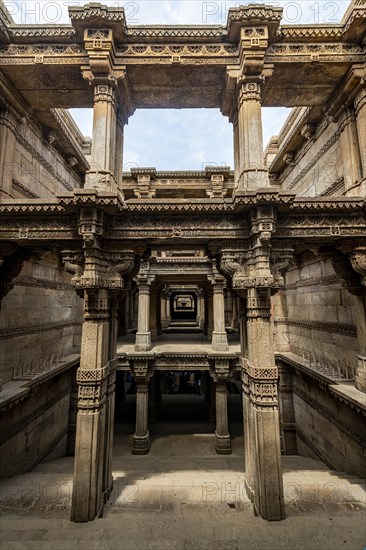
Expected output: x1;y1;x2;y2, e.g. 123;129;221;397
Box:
349;251;366;286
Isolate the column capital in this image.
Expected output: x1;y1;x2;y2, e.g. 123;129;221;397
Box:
246;288;271;318
92;82;117;105
337;239;366;288
238;79;262;104
131;358;153;384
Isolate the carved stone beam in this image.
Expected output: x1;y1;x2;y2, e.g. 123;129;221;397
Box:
270;241;295;291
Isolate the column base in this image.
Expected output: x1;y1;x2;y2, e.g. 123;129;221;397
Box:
214;431;231;454
132;432;150;454
135;332;152;351
212;332;229;352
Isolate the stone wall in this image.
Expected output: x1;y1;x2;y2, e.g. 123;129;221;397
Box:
0;367;76;478
279;117;341;196
292;370;366;478
0;252;82;478
0;252;83;385
11;118;83;199
273;253;359;375
270;99;365;198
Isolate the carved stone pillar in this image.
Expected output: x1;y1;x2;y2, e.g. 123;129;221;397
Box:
211;276;229;352
233;111;240;188
0;107;20;199
132;359;152;454
114;110;124;190
199;292;205;329
196;291;201;326
166;291;172;327
212;360;231;455
244;288;285;521
338;107;363;196
71;288;112;522
86;84;118;192
103;294;119;502
236;81;269;191
354;87;366;184
135;277;154;351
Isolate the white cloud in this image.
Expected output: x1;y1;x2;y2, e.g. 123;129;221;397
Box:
123;109;234;170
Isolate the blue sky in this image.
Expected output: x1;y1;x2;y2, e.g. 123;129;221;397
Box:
6;0;351;170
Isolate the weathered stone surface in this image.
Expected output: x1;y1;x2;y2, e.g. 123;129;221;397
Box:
0;0;366;529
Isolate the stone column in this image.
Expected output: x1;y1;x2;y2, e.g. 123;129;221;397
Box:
166;292;172;327
233;111;240;189
135;277;153;351
86;83;118;192
103;293;119;502
212;360;231;454
132;359;152;454
71;288;111;522
199;292;205;329
0;107;20;199
338;107;363;196
243;288;285;521
354;87;366;189
353;293;366;393
114;110;124;190
236;81;269;191
195;291;200;326
211;276;229;352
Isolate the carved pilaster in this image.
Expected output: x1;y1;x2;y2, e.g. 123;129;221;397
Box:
354;86;366;181
338;107;363;196
0;106;21;199
208;272;229;351
211;359;231;454
235;80;269;192
85;83;119;192
131;358;153;454
135;268;155;351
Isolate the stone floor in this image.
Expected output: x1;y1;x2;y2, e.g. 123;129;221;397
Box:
116;332;241;354
0;394;365;550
